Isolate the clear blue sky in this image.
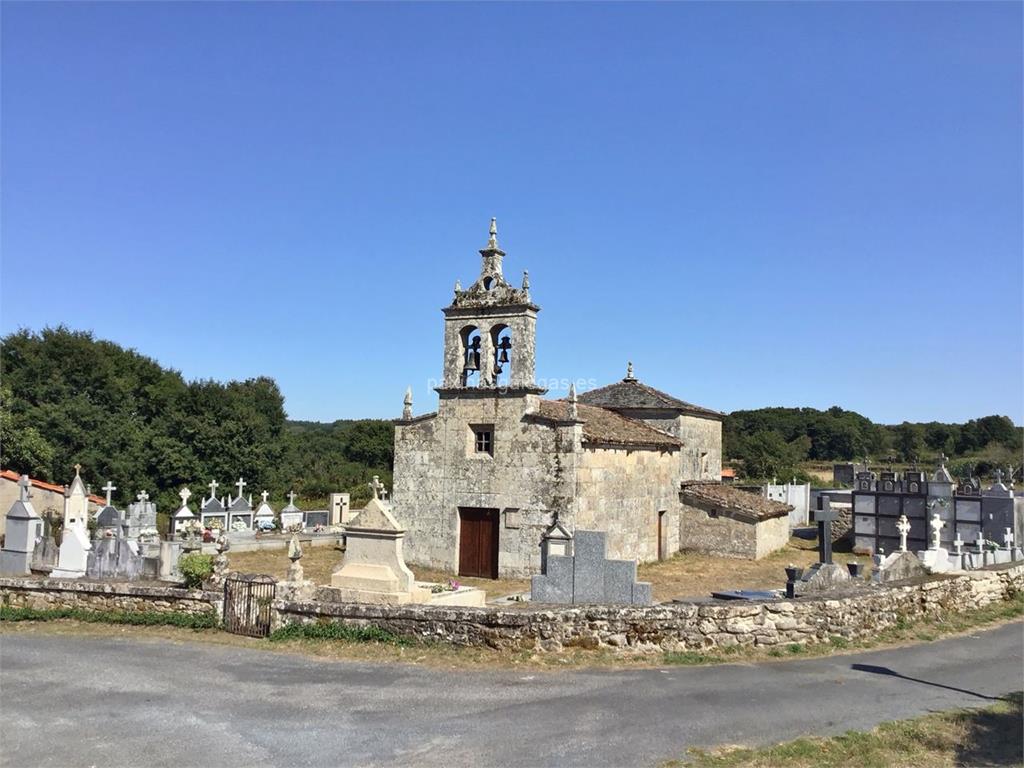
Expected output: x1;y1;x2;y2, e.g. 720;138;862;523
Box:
2;2;1021;425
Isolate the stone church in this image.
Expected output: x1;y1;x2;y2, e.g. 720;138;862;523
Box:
393;220;724;578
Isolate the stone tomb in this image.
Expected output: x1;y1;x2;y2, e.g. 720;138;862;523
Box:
51;468;93;579
0;477;43;576
531;530;652;606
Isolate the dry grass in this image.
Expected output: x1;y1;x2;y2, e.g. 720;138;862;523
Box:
673;692;1024;768
227;536;864;602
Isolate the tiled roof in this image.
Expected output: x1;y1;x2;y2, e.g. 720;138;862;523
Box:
576;378;723;420
0;469;104;505
721;468;737;479
535;400;681;449
680;481;792;521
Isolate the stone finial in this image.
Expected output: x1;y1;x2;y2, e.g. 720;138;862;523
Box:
896;514;911;552
487;217;498;249
179;487;191;506
454;279;461;295
522;270;530;291
402;386;413;420
625;361;635;381
17;475;32;502
102;481;117;506
74;463;82;477
288;533;302;563
568;382;578;421
370;475;384;500
938;452;948;467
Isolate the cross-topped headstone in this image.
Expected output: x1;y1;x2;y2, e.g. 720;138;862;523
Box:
261;490;269;504
287;490;297;506
994;468;1005;485
179;487;192;506
370;476;384;500
102;481;116;506
137;490;149;504
1004;528;1015;550
17;475;32;502
814;495;839;564
235;477;246;498
896;514;911;552
976;531;986;551
953;534;964;555
208;479;219;497
929;512;945;550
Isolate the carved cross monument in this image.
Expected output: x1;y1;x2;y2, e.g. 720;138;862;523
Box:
179;487;192;506
235;477;247;499
137;490;149;504
208;479;219;498
896;514;911;552
287;490;297;507
975;531;986;551
814;495;839;564
1004;528;1015;550
17;475;32;502
261;490;270;504
370;475;384;500
102;481;116;507
929;512;945;550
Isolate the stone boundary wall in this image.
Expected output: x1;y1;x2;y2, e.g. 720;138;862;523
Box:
1;564;1020;655
0;578;220;618
276;564;1023;653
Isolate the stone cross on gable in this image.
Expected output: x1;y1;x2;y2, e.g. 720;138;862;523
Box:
235;477;247;498
74;463;82;476
288;490;297;506
994;468;1004;484
17;475;32;502
370;476;384;500
261;490;269;504
137;490;149;504
208;479;219;498
938;452;948;467
179;487;192;506
102;481;116;507
929;512;945;550
896;514;911;552
814;495;840;564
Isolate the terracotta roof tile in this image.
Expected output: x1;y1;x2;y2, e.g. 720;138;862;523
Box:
0;469;105;505
577;378;723;420
680;481;791;521
535;400;681;449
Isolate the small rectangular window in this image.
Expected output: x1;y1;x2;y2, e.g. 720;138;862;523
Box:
474;429;493;455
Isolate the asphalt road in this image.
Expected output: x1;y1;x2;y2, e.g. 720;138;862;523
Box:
1;622;1021;768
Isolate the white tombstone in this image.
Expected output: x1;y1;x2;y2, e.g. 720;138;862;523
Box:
52;467;93;578
0;476;44;576
171;487;195;536
917;512;952;573
280;491;303;530
254;490;275;530
896;514;911;552
928;512;945;550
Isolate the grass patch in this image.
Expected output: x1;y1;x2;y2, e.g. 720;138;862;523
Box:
0;605;218;629
674;692;1023;767
268;620;410;646
662;593;1024;667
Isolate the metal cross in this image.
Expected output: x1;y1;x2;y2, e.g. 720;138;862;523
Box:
814;495;839;564
179;487;192;506
235;477;247;498
928;513;945;550
17;475;32;502
896;514;911;552
102;481;116;507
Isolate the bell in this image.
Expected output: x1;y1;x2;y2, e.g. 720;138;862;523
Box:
498;349;509;364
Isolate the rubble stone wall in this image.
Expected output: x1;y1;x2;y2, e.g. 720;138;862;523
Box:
275;564;1023;653
0;578;219;617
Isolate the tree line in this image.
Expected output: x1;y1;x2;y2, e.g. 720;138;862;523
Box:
1;328;394;529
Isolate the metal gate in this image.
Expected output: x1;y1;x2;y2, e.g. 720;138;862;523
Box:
223;574;277;637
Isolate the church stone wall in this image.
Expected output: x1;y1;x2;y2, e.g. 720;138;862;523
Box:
393;394;579;578
677;415;722;481
574;447;681;563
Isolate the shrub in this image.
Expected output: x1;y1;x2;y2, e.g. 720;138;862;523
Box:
178;553;214;588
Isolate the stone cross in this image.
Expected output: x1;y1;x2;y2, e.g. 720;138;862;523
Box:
261;490;269;504
102;481;116;506
976;531;986;551
179;487;192;506
994;468;1004;485
929;513;945;550
287;490;297;506
1004;528;1015;550
235;477;246;498
938;452;948;467
814;495;839;564
17;475;32;502
74;463;82;476
208;479;219;498
137;490;149;504
370;476;384;500
953;534;964;555
896;514;911;552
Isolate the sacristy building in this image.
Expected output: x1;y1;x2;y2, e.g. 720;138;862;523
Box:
392;221;732;579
